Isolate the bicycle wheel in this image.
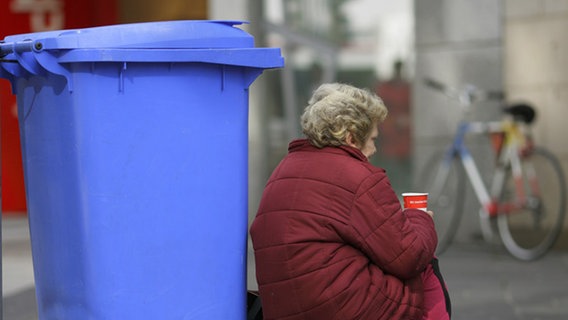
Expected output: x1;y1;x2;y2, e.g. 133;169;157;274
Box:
497;147;567;261
417;151;466;255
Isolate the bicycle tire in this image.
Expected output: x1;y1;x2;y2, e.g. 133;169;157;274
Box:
417;151;466;255
497;147;567;261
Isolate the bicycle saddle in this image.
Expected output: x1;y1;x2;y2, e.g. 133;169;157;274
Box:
503;103;536;124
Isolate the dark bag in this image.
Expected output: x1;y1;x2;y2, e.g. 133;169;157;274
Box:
431;258;452;318
247;290;263;320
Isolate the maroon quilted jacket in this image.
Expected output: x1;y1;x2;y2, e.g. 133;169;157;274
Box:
250;139;437;320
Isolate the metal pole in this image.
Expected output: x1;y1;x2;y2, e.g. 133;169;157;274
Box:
280;45;300;141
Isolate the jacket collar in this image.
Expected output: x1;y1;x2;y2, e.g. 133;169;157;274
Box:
288;139;369;162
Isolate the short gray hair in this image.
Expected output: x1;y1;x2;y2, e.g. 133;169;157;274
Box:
300;83;388;148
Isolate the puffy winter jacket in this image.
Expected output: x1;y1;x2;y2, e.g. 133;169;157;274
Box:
250;139;437;320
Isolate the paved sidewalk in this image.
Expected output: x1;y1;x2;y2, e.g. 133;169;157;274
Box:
3;216;568;319
2;217;36;320
440;242;568;320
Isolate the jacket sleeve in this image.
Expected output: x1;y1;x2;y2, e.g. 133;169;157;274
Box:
349;171;438;279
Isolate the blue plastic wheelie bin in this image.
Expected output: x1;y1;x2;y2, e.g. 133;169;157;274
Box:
0;20;283;319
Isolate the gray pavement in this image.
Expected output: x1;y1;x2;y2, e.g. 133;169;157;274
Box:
3;216;568;320
440;242;568;320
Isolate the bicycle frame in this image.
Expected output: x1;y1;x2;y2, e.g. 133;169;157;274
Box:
422;77;565;259
438;118;539;220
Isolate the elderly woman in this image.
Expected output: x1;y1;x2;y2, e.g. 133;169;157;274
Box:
250;83;451;320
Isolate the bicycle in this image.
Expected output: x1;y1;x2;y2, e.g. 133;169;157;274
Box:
417;78;566;261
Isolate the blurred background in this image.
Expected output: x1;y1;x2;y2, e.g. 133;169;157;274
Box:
1;0;568;317
3;0;566;246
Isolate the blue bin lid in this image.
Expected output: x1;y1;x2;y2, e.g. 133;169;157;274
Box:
2;20;255;50
0;20;284;88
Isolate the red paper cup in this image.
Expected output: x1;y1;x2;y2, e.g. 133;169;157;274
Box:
402;192;428;211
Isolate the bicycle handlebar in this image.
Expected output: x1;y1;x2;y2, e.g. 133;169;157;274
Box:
423;77;537;124
423;77;505;105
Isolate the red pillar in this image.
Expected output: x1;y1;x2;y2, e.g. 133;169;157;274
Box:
0;0;117;214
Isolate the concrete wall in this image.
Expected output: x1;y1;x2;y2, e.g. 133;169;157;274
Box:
504;1;568;232
504;0;568;152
